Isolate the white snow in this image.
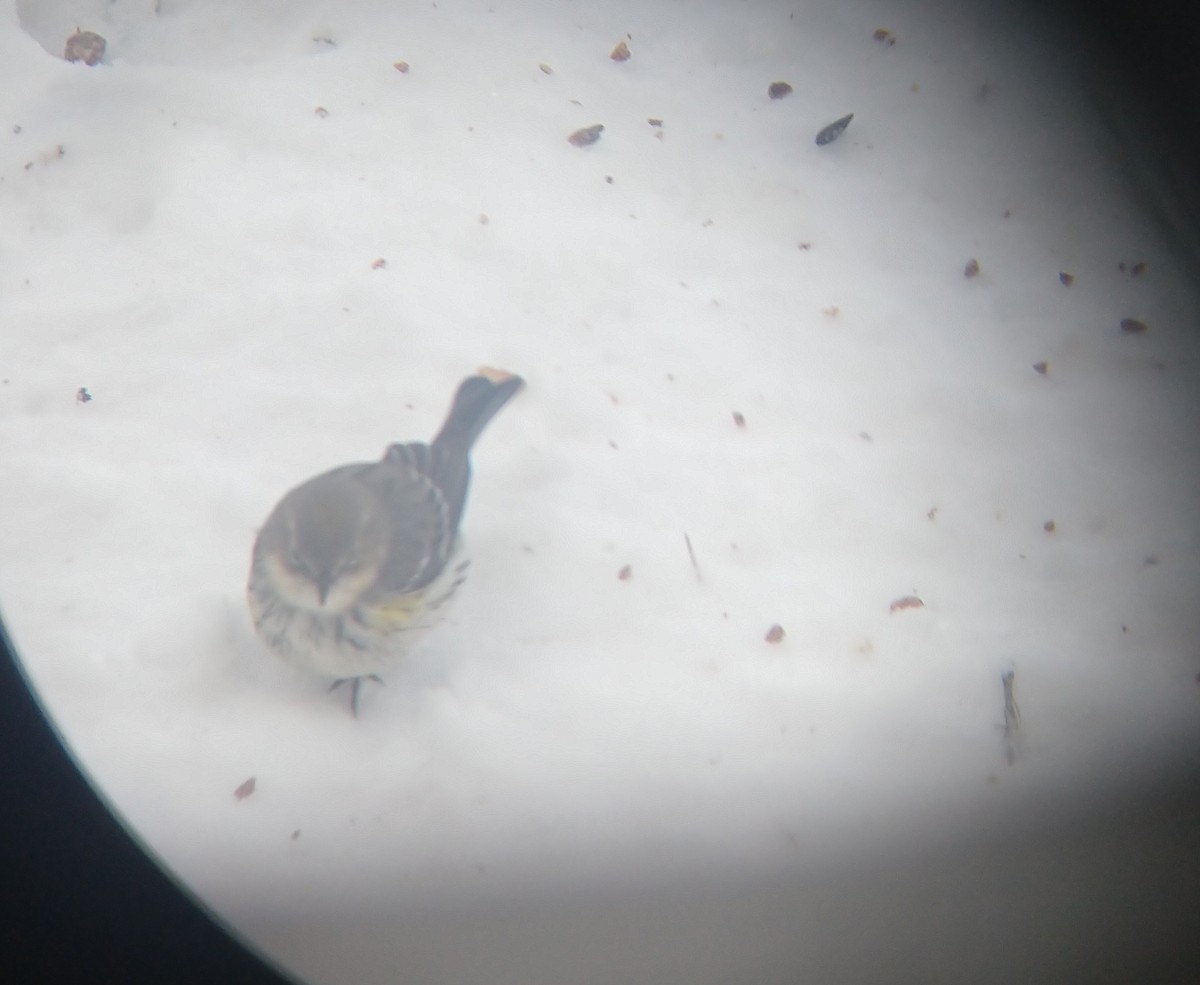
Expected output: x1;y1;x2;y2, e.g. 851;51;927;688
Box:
2;0;1198;982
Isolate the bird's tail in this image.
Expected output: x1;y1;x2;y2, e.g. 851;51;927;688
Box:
431;369;524;456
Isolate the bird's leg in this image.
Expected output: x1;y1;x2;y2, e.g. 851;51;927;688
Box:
329;675;385;716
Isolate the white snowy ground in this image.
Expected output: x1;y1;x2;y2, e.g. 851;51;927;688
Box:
2;0;1199;982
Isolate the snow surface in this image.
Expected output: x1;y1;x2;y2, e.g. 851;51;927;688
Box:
2;0;1198;983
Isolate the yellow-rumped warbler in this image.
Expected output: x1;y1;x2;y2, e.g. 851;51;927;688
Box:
247;369;523;714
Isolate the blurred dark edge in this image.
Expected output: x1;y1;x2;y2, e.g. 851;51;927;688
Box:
2;2;1198;984
0;614;296;985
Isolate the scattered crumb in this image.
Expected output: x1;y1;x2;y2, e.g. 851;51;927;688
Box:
873;28;897;46
822;305;840;318
798;242;812;251
393;60;410;73
927;506;938;521
889;595;924;613
610;40;631;62
648;118;663;127
538;63;553;75
478;213;489;224
764;624;785;644
605;175;613;184
617;564;632;581
1130;261;1146;277
314;106;330;117
568;124;604;147
1001;669;1019;765
234;777;257;801
1033;361;1049;375
75;387;92;404
1119;317;1149;334
371;257;387;269
25;144;65;170
290;829;301;840
815;113;854;146
732;411;746;428
1043;519;1056;533
64;29;106;66
964;258;980;278
684;532;701;581
858;431;872;441
1143;554;1159;566
768;81;793;100
1059;272;1075;286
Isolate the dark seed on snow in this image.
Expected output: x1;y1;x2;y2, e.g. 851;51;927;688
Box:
815;113;854;146
568;124;605;147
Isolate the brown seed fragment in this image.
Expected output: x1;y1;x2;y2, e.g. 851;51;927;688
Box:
1120;317;1149;334
234;777;257;801
1043;520;1056;532
1033;361;1049;375
610;40;631;62
568;124;604;147
873;28;897;46
764;624;785;643
617;564;632;581
767;81;793;100
1130;261;1146;277
314;106;330;117
732;411;746;428
1058;272;1074;286
964;258;980;278
889;595;924;613
64;30;106;66
394;60;410;73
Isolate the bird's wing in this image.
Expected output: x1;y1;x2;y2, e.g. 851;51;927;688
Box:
357;450;455;593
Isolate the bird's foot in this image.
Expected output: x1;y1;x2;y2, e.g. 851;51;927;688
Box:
328;674;385;717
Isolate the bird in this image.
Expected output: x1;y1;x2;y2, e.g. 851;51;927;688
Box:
247;369;523;714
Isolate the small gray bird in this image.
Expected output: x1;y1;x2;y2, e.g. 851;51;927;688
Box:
247;369;523;714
